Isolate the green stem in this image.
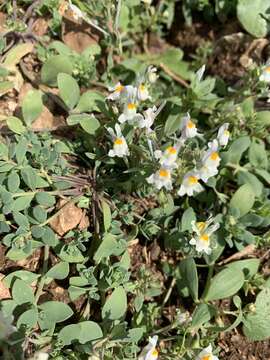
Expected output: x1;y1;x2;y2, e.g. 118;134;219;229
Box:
202;264;214;301
35;245;49;304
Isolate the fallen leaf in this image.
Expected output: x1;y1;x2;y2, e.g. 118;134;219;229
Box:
50;200;89;236
0;274;11;300
32;18;49;37
62;17;100;53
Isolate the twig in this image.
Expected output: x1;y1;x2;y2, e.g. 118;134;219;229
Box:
217;244;256;265
160;62;189;88
12;0;17;21
162;277;176;307
23;0;43;23
114;0;121;33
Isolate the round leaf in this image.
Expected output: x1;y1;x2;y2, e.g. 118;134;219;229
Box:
57;73;80;110
102;286;127;320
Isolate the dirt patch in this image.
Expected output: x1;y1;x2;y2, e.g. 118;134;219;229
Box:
219;331;270;360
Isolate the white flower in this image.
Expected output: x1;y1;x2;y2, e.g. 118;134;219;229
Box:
68;0;83;20
154;144;180;169
137;83;150;101
196;64;206;82
178;171;203;197
147;167;173;190
198;164;218;183
176;310;192;325
138;106;157;131
0;312;16;339
138;336;158;360
259;64;270;83
190;217;220;255
107;124;129;158
196;344;219;360
147;66;158;83
201;140;220;169
30;353;49;360
118;100;143;124
107;82;125;101
141;0;152;4
217;123;230;147
180;113;198;140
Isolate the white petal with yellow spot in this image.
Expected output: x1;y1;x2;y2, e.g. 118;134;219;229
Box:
107;124;129;158
180;113;198;139
217;123;230;147
196;344;219;360
147;168;173;190
178;171;203;197
138;336;158;360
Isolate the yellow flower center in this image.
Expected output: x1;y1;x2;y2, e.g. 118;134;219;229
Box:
202;355;212;360
139;84;146;91
187;120;195;129
151;349;158;357
197;221;206;232
127;103;136;110
114;138;123;145
200;234;209;242
224;130;230;136
166;146;177;155
188;175;198;185
159;169;169;178
265;66;270;73
210;152;219;161
115;84;124;93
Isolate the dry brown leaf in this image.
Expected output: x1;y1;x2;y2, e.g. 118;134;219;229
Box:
0;274;11;300
61;17;100;53
50;200;89;236
32;18;49;37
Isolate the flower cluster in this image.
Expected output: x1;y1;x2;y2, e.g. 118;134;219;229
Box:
106;67;230;199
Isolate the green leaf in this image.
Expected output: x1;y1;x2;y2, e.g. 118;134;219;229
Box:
243;288;270;340
225;259;260;279
191;304;213;328
3;43;34;66
17;308;38;329
57;73;80;110
204;268;245;301
21;167;37;190
6;116;26;134
238;171;263;197
0;81;13;96
13;212;30;229
237;0;270;38
67;114;100;134
223;136;251;164
41;55;73;87
39;301;73;323
46;262;69;280
58;321;103;345
179;257;198;301
12;194;34;212
4;270;40;287
248;139;268;169
102;286;127;320
102;200;111;232
94;233;118;263
12;279;35;305
181;207;196;232
255;111;270;127
7;172;20;192
22;90;43;126
41;226;57;246
164;105;182;135
33;206;47;223
230;184;255;218
35;192;56;207
75;91;105;113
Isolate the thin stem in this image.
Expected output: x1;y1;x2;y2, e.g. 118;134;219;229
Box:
35;245;49;304
162;277;176;307
202;264;214;300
